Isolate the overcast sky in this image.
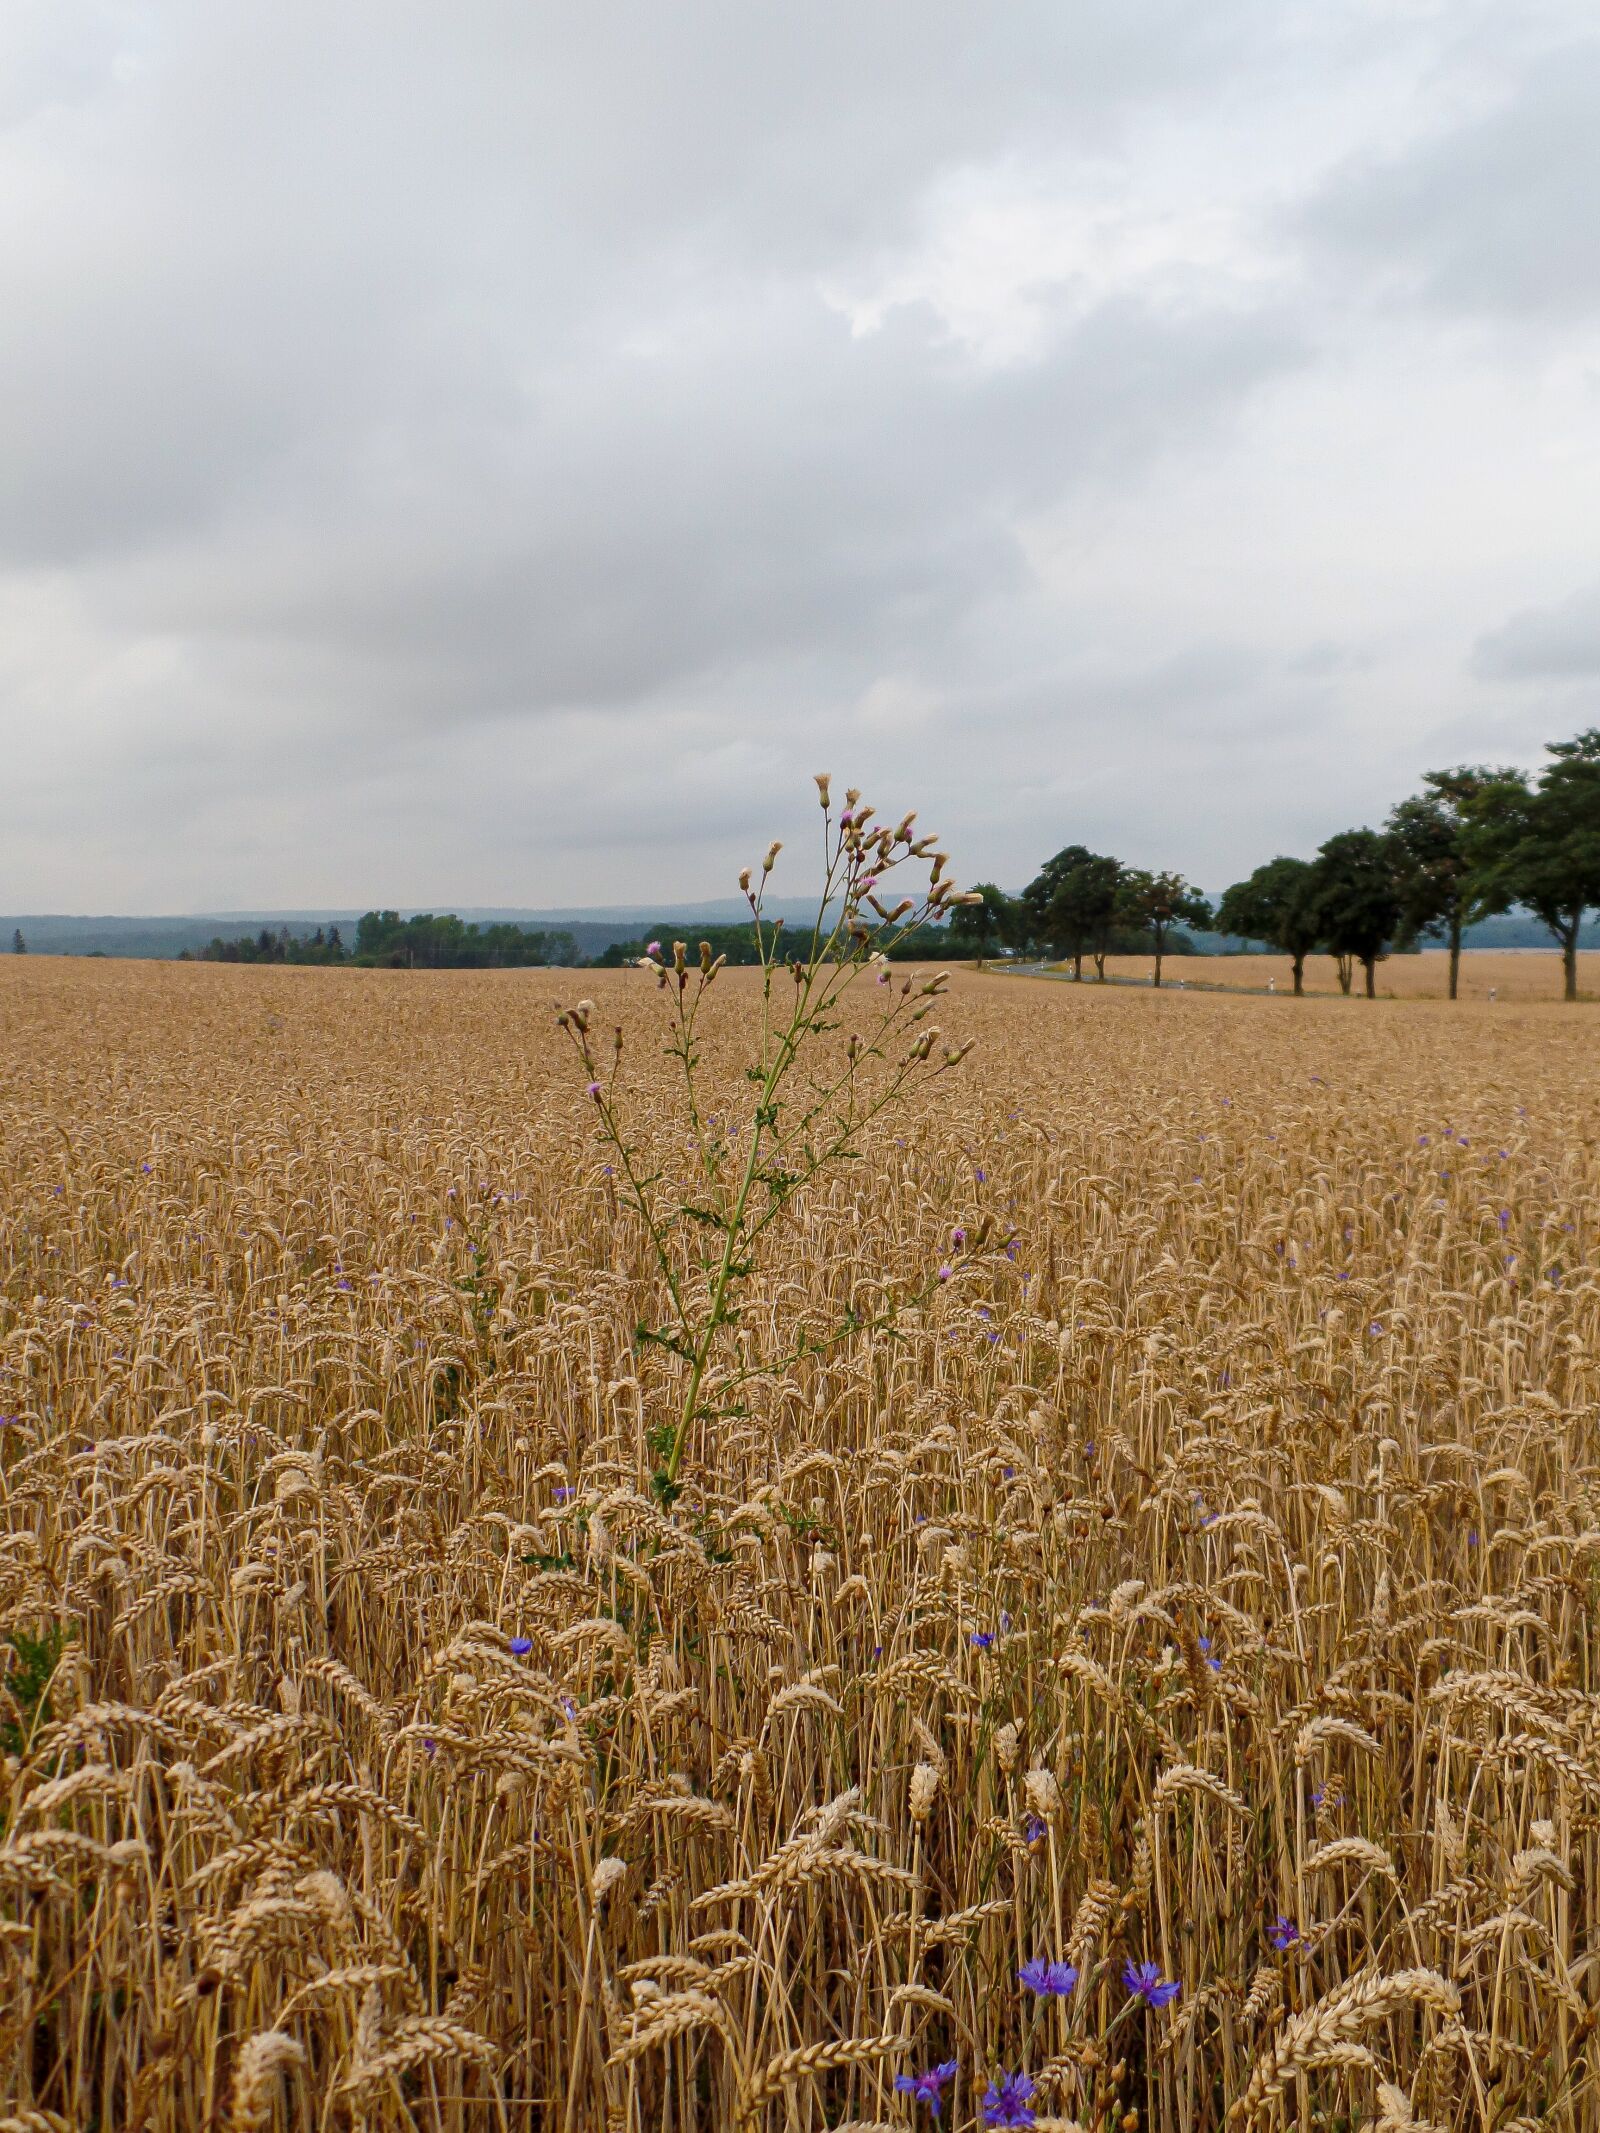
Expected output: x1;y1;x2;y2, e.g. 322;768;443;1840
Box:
3;2;1598;911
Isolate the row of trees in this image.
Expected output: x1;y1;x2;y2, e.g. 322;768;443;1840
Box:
192;914;583;968
948;729;1600;1001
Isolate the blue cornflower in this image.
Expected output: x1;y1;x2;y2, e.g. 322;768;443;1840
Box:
552;1485;575;1501
1124;1960;1180;2008
982;2070;1036;2127
1269;1915;1300;1952
1196;1636;1222;1673
1018;1957;1079;1996
895;2060;959;2116
1023;1815;1047;1845
971;1631;995;1650
508;1637;533;1657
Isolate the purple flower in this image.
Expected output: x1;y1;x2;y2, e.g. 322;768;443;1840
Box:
1023;1815;1047;1845
586;1080;603;1099
895;2060;959;2116
508;1637;533;1657
1269;1915;1299;1952
951;1226;967;1247
1124;1960;1180;2009
971;1630;995;1650
552;1485;575;1501
1018;1957;1079;1996
646;940;662;956
937;1264;952;1282
1196;1636;1221;1673
982;2070;1036;2127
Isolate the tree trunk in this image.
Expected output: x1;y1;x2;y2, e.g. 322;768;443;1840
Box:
1094;952;1106;981
1152;922;1164;988
1292;954;1304;997
1448;916;1462;1001
1337;954;1353;995
1072;952;1083;980
1564;918;1579;1002
1364;956;1376;999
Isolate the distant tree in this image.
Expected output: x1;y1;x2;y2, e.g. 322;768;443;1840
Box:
1215;856;1320;995
1117;869;1212;989
1307;829;1404;997
1466;730;1600;1002
11;928;24;955
1387;767;1522;1000
946;882;1016;963
1022;847;1121;978
328;924;343;953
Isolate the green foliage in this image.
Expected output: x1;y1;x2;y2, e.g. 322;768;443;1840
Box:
1465;731;1600;999
1020;846;1122;973
945;882;1017;959
1;1623;71;1756
352;911;581;967
1216;856;1320;991
1307;829;1405;995
1116;869;1211;986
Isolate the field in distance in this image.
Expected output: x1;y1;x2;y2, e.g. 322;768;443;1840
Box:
1;958;1597;2130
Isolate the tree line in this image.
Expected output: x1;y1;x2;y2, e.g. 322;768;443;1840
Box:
947;729;1600;1001
189;913;582;968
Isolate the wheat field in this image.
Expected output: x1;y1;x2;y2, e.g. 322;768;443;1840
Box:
2;956;1598;2132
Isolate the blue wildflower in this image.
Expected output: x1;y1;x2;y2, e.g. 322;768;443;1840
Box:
508;1637;533;1657
1124;1960;1180;2009
982;2070;1036;2127
971;1631;995;1650
1018;1958;1079;1996
895;2060;959;2116
1269;1915;1299;1952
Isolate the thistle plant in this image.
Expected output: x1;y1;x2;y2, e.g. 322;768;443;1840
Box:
556;774;985;1504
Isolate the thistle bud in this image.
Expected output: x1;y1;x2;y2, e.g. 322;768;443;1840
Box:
763;841;782;872
672;942;687;972
739;867;752;893
699;941;713;975
814;773;832;806
845;787;861;807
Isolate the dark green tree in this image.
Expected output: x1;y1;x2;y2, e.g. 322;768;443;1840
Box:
945;882;1017;963
1021;847;1121;978
1117;869;1212;989
1307;829;1404;998
10;929;24;955
1387;766;1521;1001
1466;731;1600;1002
1215;856;1320;995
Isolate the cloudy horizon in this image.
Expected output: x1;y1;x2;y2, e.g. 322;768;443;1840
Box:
4;2;1598;913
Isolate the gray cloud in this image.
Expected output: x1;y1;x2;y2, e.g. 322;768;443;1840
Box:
1299;39;1600;319
1474;584;1600;681
1;1;1597;908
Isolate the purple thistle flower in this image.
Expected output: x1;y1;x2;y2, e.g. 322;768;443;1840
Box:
1124;1960;1180;2009
937;1264;952;1282
645;940;662;956
982;2070;1036;2127
508;1637;533;1657
1269;1915;1299;1952
586;1080;603;1099
895;2060;959;2116
1018;1957;1079;1997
